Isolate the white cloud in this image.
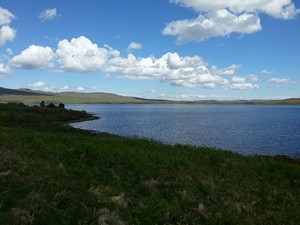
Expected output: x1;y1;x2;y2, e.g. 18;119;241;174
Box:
248;74;259;82
165;0;299;43
56;36;116;73
230;83;259;90
104;51;254;90
39;8;57;21
170;0;299;19
0;25;16;46
268;77;294;84
104;52;211;83
32;81;46;88
231;76;246;84
127;42;142;51
177;94;227;100
10;45;55;69
0;7;16;46
7;36;258;91
104;53;168;80
0;63;11;75
211;64;241;76
44;85;71;92
143;92;228;101
163;9;261;43
6;48;13;55
77;86;85;91
0;7;16;25
60;85;69;91
260;69;275;74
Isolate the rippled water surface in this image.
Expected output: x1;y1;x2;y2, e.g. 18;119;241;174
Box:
69;104;300;157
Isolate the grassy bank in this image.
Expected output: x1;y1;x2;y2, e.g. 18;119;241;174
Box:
0;103;299;225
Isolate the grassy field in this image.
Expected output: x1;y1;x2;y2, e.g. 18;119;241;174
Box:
0;103;299;225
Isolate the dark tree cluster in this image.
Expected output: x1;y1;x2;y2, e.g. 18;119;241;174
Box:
40;101;65;109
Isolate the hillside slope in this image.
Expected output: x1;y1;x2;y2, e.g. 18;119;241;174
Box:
1;87;299;105
0;87;155;104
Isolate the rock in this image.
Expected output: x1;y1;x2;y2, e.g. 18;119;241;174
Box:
97;208;126;225
111;193;128;209
196;203;206;217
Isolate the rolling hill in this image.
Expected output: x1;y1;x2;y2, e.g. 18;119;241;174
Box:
0;87;164;104
0;87;299;105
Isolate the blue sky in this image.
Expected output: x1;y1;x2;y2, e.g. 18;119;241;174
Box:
0;0;299;100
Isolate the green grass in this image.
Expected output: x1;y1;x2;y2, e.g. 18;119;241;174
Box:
0;103;299;224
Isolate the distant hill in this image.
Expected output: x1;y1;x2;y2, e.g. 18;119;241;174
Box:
0;87;164;104
0;87;53;96
0;87;299;105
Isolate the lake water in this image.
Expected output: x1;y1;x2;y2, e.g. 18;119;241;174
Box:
69;104;300;157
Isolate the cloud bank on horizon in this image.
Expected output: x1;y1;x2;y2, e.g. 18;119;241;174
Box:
0;1;299;100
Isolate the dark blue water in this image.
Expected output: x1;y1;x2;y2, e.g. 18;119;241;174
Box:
69;104;300;157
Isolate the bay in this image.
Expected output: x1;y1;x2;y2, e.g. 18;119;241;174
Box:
69;104;300;157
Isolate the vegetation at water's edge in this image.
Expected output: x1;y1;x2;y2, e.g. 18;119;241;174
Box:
0;103;299;225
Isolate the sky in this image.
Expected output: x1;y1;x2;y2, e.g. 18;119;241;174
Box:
0;0;300;100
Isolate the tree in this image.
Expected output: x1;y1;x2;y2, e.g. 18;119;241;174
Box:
40;101;45;107
58;103;65;109
47;102;56;108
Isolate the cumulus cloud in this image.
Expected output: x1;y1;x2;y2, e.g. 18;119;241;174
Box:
44;85;70;92
6;48;13;55
170;0;299;19
10;45;55;69
231;76;246;83
0;63;11;75
230;83;259;90
104;51;256;89
77;86;85;91
163;9;261;43
39;8;57;21
165;0;299;43
0;7;16;25
60;85;70;91
56;36;117;73
31;81;46;88
0;25;16;46
211;64;241;76
148;93;228;101
104;52;211;84
0;7;16;46
8;35;258;91
127;42;142;51
221;76;259;90
248;74;259;82
268;77;294;84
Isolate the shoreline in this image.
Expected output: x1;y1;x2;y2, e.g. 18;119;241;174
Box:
68;114;124;138
65;107;300;159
